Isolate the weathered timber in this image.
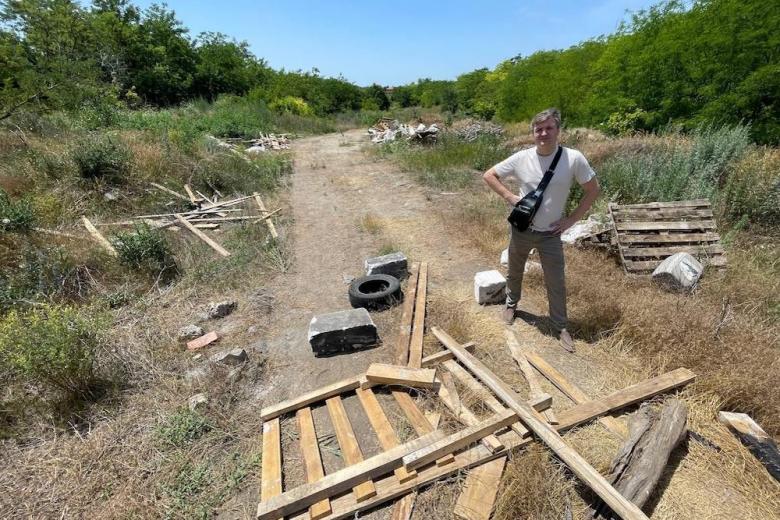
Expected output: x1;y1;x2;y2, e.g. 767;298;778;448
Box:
363;363;437;389
175;214;231;257
81;216;118;256
395;262;420;365
253;192;278;239
453;456;507;520
718;411;780;481
505;331;559;425
408;262;428;368
296;407;332;519
593;399;688;519
260;418;282;520
437;371;505;453
392;390;454;466
325;396;377;502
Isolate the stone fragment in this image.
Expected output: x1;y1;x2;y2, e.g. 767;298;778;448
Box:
178;324;204;341
561;215;611;244
474;270;506;304
365;252;408;279
188;393;208;411
308;308;379;357
207;300;237;319
652;253;703;292
210;348;248;366
245;145;266;154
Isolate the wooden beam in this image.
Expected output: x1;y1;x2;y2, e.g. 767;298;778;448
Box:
253;192;278;239
433;327;650;520
718;411;780;481
420;342;475;367
392;390;454;466
325;396;377;502
364;363;437;389
395;263;420;365
408;262;428;368
354;387;417;483
81;216;118;256
437;372;505;453
403;410;517;470
260;418;282;519
506;331;558;424
150;181;191;202
255;431;444;520
257;368;696;520
296;407;331;519
523;349;627;438
175;213;231;257
454;456;507;520
183;183;199;204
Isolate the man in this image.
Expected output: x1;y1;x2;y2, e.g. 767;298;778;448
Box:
482;108;600;352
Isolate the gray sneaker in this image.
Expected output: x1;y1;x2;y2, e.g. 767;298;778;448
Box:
502;306;516;325
559;328;575;353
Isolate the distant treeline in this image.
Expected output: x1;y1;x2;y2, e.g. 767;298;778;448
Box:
0;0;391;119
393;0;779;144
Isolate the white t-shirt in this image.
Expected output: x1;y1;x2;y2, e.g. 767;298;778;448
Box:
493;146;596;232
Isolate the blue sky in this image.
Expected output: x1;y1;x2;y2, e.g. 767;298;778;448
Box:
132;1;660;86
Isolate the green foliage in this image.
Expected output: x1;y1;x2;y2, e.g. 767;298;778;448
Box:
363;84;390;111
71;133;132;180
0;189;35;231
599;124;751;202
0;304;104;396
194;148;292;195
111;223;177;275
156;408;212;446
269;96;313;117
718;148;780;226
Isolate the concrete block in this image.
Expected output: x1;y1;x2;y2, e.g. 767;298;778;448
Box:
308;308;379;357
365;251;408;279
474;270;506;305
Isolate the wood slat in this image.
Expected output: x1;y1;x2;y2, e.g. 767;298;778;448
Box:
523;351;627;438
615;232;721;244
392;390;455;466
505;331;559;425
254;192;279;239
613;208;714;220
175;214;231;257
81;216;118;256
625;255;727;272
437;372;505;453
364;363;437;389
390;413;442;520
408;262;428;368
296;407;332;519
325;396;377;502
610;199;710;210
434;327;650;520
395;263;420;365
616;220;716;232
354;387;417;483
453;456;507;520
267;368;697;520
621;244;725;258
260;418;282;517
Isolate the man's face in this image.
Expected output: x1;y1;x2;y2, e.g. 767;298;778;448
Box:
533;117;559;149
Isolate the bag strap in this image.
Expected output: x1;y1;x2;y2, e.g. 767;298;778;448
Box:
534;145;563;194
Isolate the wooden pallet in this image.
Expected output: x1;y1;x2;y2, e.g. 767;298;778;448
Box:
608;199;727;275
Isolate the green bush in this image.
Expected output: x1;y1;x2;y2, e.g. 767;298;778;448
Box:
0;189;35;231
0;305;104;396
719;149;780;226
269;96;313;117
111;223;177;275
194;148;293;195
157;408;212;446
71;134;132;180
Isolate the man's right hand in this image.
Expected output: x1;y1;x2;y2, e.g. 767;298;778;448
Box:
505;194;522;206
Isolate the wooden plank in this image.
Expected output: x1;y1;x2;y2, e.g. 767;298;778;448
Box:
437;372;505;453
260;418;282;520
354;387;417;483
390;411;441;520
150;181;191;202
325;396;377;502
611;199;710;210
612;208;714;220
193;223;220;229
433;327;650;520
254;192;279;239
364;363;437;389
624;255;727;272
175;213;231;257
524;350;627;438
621;244;724;257
408;262;428;368
453;456;507;520
256;431;444;520
260;348;476;422
186;331;219;351
266;368;697;520
81;216;118;256
404;410;517;470
505;331;558;425
296;407;332;519
615;232;721;245
395;263;420;365
718;411;780;481
183;183;199;203
616;220;716;232
443;359;531;439
392;390;455;466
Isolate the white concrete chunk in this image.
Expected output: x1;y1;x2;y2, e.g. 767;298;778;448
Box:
474;270;506;305
365;251;408;278
308;308;379;356
500;248;509;268
652;252;703;292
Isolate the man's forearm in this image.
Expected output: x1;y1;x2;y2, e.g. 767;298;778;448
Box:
483;168;517;203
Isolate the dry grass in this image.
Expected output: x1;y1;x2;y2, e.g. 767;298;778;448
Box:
359;212;384;235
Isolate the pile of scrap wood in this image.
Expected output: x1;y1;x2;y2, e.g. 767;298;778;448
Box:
449;119;504;142
368;119;439;144
256;262;697;520
206;134;291;154
79;185;279;258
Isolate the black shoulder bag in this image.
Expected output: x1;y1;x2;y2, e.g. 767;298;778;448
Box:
507;146;563;231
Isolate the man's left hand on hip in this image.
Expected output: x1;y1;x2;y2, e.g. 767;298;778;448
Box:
550;216;577;235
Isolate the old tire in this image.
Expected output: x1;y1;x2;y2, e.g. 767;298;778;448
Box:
348;274;402;310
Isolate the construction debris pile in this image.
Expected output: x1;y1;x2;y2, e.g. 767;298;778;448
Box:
450;119;504;141
367;118;440;144
206;134;291;154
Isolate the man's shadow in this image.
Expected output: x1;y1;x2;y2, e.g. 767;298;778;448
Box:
513;308;560;339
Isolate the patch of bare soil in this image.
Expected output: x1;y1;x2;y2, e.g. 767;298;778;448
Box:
218;130;780;520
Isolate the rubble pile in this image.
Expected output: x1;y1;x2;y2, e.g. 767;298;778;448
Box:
368;118;439;144
450;119;504;141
